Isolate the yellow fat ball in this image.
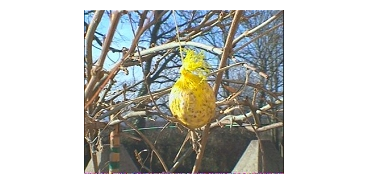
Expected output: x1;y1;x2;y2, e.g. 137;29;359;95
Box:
169;49;216;130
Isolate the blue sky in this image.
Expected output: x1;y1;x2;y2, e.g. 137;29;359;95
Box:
85;11;152;90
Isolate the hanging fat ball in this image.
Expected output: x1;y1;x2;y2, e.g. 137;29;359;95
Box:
169;49;216;130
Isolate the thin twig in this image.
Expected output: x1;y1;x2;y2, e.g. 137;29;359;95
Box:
208;100;283;130
134;149;152;172
232;22;284;55
244;122;283;133
170;147;194;173
231;57;269;79
107;111;159;126
173;132;191;163
232;10;283;46
106;80;144;102
220;65;250;108
91;78;115;117
215;80;283;105
208;62;244;77
124;121;169;172
98;87;171;120
188;12;233;40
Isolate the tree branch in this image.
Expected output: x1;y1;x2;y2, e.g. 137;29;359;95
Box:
97;87;171;120
192;10;244;174
232;22;284;55
85;11;122;103
124;120;169;172
210;99;283;129
232;10;283;46
85;10;104;82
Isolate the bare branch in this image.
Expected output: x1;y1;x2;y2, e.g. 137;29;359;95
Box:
85;11;122;103
232;10;284;46
85;10;104;82
232;22;284;55
170;147;193;173
210;99;283;130
98;87;171;120
212;10;243;94
245;122;283;132
124;120;169;172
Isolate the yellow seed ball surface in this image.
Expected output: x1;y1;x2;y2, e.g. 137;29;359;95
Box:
169;50;216;130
